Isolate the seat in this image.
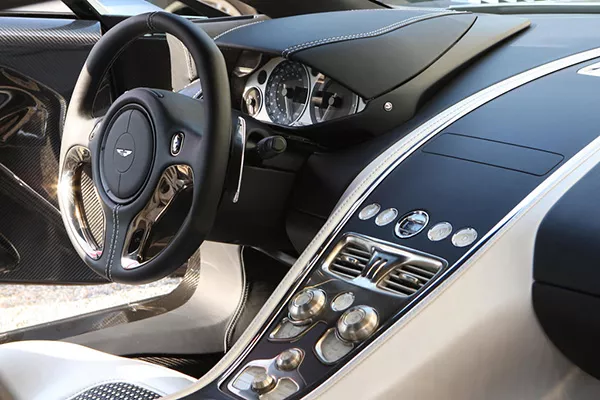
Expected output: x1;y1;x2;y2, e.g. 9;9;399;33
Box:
0;341;195;400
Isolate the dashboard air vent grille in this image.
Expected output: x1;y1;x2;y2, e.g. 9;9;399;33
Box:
380;263;442;296
330;241;372;278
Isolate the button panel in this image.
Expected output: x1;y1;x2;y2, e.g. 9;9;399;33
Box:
223;233;448;400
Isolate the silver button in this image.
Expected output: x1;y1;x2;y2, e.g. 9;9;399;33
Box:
288;288;326;323
275;348;303;371
375;208;398;226
358;203;380;220
250;370;276;394
395;210;429;238
451;228;478;247
331;292;355;312
427;222;453;242
336;305;379;343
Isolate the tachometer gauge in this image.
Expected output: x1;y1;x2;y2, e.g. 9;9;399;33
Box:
265;61;309;126
310;76;359;124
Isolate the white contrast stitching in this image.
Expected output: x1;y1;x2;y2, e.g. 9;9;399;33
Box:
213;19;265;41
282;11;455;56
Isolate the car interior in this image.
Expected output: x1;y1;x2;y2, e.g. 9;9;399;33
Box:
1;0;600;399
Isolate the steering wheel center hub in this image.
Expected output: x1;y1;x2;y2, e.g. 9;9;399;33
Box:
100;106;154;201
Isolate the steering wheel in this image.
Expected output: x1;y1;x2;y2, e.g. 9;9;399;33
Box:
58;12;231;284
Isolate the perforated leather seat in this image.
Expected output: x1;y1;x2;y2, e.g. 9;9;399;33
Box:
0;341;195;400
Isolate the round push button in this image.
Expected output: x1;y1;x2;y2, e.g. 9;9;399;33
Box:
375;208;398;226
428;222;453;242
452;228;478;248
358;203;380;220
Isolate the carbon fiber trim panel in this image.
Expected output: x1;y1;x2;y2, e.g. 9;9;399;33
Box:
0;163;105;283
0;18;109;284
71;382;160;400
0;251;199;343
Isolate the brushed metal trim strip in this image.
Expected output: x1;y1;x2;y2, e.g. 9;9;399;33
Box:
163;47;600;400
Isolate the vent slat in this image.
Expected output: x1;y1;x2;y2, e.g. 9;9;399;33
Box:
402;264;436;279
343;246;371;258
380;263;442;296
331;263;363;277
329;241;371;279
339;251;370;264
382;279;418;295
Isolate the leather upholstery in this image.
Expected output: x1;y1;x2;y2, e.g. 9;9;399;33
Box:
0;341;195;400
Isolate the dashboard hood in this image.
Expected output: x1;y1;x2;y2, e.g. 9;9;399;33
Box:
216;9;530;103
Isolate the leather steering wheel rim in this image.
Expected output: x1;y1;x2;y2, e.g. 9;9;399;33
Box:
58;12;231;284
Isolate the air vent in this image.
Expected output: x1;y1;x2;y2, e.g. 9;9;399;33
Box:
380;263;442;296
329;241;372;279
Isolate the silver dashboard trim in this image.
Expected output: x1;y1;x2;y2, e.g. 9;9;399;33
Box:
163;48;600;400
243;57;365;127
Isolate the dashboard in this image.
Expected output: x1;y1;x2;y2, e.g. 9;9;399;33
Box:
241;57;365;127
165;8;600;400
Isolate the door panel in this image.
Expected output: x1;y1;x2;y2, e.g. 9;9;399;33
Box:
0;17;108;283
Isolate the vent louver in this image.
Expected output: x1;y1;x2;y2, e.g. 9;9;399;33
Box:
379;263;442;296
329;241;372;278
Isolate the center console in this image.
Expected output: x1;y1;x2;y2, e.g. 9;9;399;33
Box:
221;229;448;399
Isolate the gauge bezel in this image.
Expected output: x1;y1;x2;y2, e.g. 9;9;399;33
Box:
242;86;263;117
309;74;360;125
264;60;311;126
243;57;366;128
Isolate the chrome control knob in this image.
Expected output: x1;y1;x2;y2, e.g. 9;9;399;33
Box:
251;370;276;394
337;305;379;343
288;288;326;323
276;348;303;371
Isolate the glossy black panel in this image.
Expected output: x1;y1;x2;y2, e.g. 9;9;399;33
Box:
422;133;564;176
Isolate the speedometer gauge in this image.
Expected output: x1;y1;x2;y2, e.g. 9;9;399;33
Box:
265;61;309;126
310;75;359;124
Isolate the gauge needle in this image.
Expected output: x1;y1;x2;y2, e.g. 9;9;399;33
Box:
322;93;338;121
284;85;293;122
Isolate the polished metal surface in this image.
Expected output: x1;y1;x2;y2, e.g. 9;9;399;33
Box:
394;210;429;239
251;370;276;393
59;145;104;260
330;292;355;312
427;222;453;242
121;165;193;270
233;117;247;204
322;233;446;296
243;57;366;128
336;305;379;343
275;348;304;371
374;208;398;226
314;328;354;365
451;227;478;248
358;203;380;221
227;356;303;400
383;101;393;112
268;318;312;341
288;288;326;323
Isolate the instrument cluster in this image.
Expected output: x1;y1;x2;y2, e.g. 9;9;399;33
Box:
242;57;365;127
